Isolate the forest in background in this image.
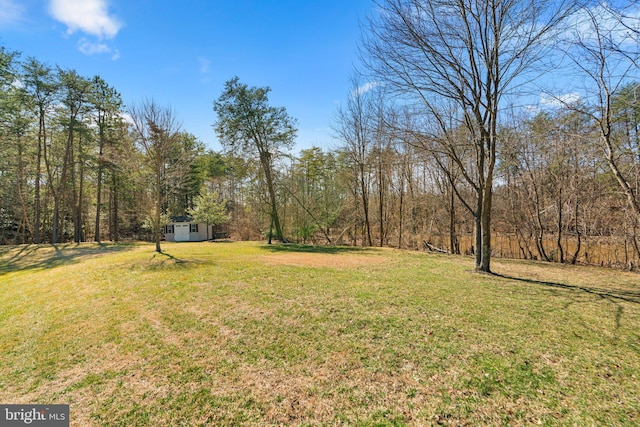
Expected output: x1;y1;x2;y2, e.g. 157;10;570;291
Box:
1;0;640;270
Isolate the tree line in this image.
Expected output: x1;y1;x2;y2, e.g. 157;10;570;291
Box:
1;0;639;270
0;48;207;249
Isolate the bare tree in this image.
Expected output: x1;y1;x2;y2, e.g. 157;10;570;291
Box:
334;78;380;246
129;100;183;253
560;1;640;218
361;0;574;272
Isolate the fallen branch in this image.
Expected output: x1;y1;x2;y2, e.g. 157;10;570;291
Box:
423;241;448;254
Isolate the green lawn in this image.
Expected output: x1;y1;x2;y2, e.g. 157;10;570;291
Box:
0;241;639;426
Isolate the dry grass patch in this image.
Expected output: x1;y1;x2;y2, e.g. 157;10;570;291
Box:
259;252;392;269
255;243;393;269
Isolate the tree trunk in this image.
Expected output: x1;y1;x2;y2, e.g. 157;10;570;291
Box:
570;194;581;264
51;113;75;243
155;167;162;252
71;133;80;243
77;151;85;242
95;147;104;242
74;133;86;243
16;140;33;244
43;124;61;244
473;155;484;271
449;185;458;255
478;130;495;274
398;174;404;249
51;199;60;244
480;183;493;273
359;164;372;246
269;186;283;242
378;159;384;247
110;173;119;242
474;211;482;270
34;110;45;244
556;189;564;263
261;152;284;243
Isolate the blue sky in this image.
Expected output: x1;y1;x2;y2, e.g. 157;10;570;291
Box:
0;0;375;152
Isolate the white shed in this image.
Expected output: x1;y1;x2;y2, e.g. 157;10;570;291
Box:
164;216;213;242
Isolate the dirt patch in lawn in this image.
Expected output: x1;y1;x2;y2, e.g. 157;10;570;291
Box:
260;253;391;269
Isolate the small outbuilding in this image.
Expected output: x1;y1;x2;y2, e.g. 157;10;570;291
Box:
164;216;213;242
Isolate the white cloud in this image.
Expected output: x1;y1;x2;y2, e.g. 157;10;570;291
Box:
49;0;122;39
78;38;120;60
567;3;640;47
78;39;110;55
352;81;379;98
0;0;25;25
119;112;134;125
540;93;581;108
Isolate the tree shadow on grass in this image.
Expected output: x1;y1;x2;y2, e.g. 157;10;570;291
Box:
494;272;640;333
493;272;640;305
0;243;135;276
148;251;188;268
261;243;374;255
138;250;211;271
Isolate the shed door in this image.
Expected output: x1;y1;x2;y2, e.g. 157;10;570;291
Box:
174;223;190;241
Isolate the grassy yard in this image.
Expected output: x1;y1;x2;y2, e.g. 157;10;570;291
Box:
0;241;639;426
